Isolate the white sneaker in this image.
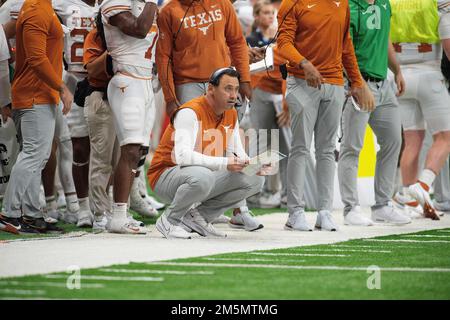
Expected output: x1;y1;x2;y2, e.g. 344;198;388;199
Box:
62;210;78;224
46;208;62;221
127;213;145;227
229;207;263;231
408;183;440;220
156;214;192;239
248;192;281;208
371;203;411;225
108;217;147;234
57;192;66;209
212;214;231;224
183;208;227;238
284;211;312;231
92;213;111;233
344;206;373;226
315;210;338;231
393;191;423;219
77;209;94;228
42;211;58;224
130;185;158;218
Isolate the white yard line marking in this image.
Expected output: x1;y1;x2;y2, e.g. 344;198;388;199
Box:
363;239;450;243
99;268;214;275
0;281;104;288
331;244;428;249
0;288;46;295
44;275;163;282
437;230;450;233
250;252;350;257
401;235;450;238
273;248;391;253
150;262;450;273
202;258;306;263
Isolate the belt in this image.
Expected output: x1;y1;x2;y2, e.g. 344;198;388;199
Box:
393;43;433;53
361;74;384;83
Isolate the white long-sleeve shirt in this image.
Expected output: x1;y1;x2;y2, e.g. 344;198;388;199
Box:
173;108;248;171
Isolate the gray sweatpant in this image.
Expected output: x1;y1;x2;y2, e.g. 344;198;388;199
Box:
154;165;264;225
4;104;56;218
338;80;402;214
286;76;345;214
176;82;208;104
250;88;289;197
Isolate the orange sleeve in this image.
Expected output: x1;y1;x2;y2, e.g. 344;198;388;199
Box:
22;9;62;91
155;8;177;104
341;7;364;88
223;1;250;83
83;29;104;66
276;0;304;68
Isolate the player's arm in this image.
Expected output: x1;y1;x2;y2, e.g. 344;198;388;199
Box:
388;40;405;96
108;0;157;39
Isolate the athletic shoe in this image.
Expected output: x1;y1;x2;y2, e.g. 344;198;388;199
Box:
62;209;78;224
107;217;147;234
229;208;263;231
344;206;373;226
127;212;145;227
0;214;39;235
183;208;227;238
247;191;281;208
22;216;64;234
92;212;112;233
130;186;158;218
137;173;165;210
212;214;231;224
284;211;312;231
42;210;58;224
408;183;440;220
56;191;66;209
371;203;411;225
393;191;423;219
315;210;338;231
77;209;94;228
156;213;192;239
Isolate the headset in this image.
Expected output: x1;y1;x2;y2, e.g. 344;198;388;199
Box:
208;67;240;86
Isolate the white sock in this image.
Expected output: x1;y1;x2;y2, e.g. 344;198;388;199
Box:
46;196;57;211
112;203;128;220
78;197;90;212
419;169;436;189
66;194;79;212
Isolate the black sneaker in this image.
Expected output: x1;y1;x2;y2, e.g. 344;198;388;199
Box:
0;214;39;235
22;216;47;233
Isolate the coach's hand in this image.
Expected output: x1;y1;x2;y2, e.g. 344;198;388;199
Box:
395;71;406;97
60;84;73;115
239;82;252;101
227;156;248;172
351;83;375;112
301;60;323;89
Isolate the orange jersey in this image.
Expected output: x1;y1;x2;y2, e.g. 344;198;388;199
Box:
148;95;237;189
12;0;64;109
276;0;363;87
253;46;286;94
83;28;109;88
156;0;250;103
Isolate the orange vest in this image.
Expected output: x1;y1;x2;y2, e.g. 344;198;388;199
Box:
148;95;238;190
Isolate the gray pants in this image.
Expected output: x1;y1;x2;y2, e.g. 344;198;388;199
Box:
250;88;289;197
338;80;402;214
4;104;56;218
154;165;264;225
176;82;208;104
286;76;345;214
84;91;119;215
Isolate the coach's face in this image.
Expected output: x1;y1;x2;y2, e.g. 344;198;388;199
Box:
211;75;240;112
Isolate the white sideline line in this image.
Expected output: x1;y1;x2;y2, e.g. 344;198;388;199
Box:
277;248;391;253
0;281;104;288
401;235;450;238
99;268;214;275
363;239;450;243
202;258;306;263
0;288;46;295
150;262;450;273
250;252;350;257
44;275;164;282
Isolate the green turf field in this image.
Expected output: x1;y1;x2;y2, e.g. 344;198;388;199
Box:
1;228;449;300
